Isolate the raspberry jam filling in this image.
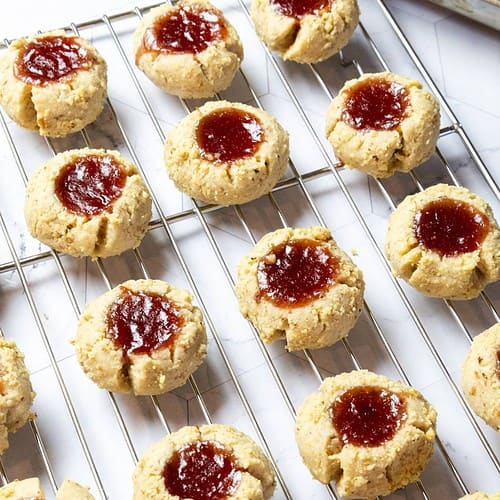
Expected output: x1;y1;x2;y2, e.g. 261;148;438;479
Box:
55;155;126;216
271;0;330;18
163;440;241;499
141;4;227;57
15;35;95;85
107;288;183;357
414;197;490;257
330;386;407;447
196;108;264;162
342;77;410;131
257;238;339;308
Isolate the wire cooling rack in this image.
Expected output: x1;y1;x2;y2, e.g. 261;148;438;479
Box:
0;1;498;498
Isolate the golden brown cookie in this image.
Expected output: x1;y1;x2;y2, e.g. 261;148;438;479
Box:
132;424;275;499
74;279;207;396
133;0;243;98
0;30;106;137
55;480;95;500
24;148;152;259
461;323;500;431
0;478;94;500
295;370;437;498
251;0;359;63
164;100;289;205
325;71;440;178
0;478;44;500
0;338;35;455
385;184;500;299
235;226;364;351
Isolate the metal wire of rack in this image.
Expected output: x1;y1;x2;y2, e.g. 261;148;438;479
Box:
0;1;498;499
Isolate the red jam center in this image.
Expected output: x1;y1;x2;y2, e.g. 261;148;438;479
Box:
414;197;490;257
330;386;407;447
163;440;242;500
142;4;227;55
270;0;329;18
55;155;126;216
257;239;338;308
196;108;264;162
107;288;183;357
342;77;410;131
15;35;94;85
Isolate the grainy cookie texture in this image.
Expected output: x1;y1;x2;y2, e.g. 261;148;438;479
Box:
235;226;364;351
74;279;207;396
55;480;95;500
295;370;437;498
251;0;359;63
385;184;500;300
24;148;152;259
133;424;276;499
133;0;243;98
0;338;35;455
0;31;106;137
0;478;44;500
0;478;94;500
461;323;500;431
325;71;440;178
164;100;289;205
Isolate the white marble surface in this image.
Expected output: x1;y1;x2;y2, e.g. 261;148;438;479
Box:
0;1;499;499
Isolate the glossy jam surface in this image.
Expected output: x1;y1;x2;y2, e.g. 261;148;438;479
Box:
196;108;264;162
270;0;329;18
142;4;227;55
257;239;338;308
55;155;126;216
414;198;490;257
342;77;410;131
330;386;407;447
15;35;94;85
163;440;241;500
107;288;183;357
